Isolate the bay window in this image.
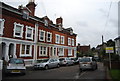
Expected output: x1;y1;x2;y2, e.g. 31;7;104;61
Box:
39;46;47;56
68;49;72;56
20;44;32;57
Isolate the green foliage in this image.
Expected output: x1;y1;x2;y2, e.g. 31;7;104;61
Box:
109;69;120;81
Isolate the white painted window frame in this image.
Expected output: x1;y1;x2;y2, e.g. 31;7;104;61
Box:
25;26;34;40
39;30;45;41
0;19;5;35
39;46;48;56
68;38;71;45
20;44;32;57
53;47;57;56
13;22;24;38
58;48;64;56
55;34;60;44
47;32;52;42
68;49;72;56
61;36;64;44
72;39;74;46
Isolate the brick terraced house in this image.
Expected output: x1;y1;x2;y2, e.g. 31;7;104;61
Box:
0;1;77;66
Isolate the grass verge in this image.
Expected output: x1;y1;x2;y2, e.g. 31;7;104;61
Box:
109;69;120;81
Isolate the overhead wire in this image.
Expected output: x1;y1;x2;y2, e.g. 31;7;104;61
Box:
41;0;47;16
102;1;112;42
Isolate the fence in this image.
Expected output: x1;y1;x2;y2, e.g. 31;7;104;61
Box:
104;60;120;69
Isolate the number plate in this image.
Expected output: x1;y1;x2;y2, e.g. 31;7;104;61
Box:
12;70;20;73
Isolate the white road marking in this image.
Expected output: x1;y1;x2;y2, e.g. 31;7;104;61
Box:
74;71;87;79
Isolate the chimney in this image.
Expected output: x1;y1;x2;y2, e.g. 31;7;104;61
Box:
26;0;36;16
56;17;63;27
78;43;80;46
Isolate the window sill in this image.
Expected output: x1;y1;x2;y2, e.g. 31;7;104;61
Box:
39;55;48;57
14;35;23;38
20;55;32;57
26;37;33;40
39;40;45;42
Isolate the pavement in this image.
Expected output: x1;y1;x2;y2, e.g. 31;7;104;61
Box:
105;67;112;81
0;70;2;81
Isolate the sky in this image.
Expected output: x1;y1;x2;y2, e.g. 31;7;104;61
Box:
1;0;119;48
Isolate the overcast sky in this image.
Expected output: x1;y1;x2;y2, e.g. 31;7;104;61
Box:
2;0;119;48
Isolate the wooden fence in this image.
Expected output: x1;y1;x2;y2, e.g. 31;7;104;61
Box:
104;60;120;69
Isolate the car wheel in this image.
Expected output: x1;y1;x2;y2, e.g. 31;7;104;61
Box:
96;65;98;69
45;65;49;70
80;68;82;71
57;64;60;68
66;63;68;66
92;66;96;71
21;72;26;75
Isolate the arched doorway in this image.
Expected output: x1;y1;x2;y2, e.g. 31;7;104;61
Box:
8;43;14;59
1;42;6;60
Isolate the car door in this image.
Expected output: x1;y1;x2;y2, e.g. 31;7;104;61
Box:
66;58;71;65
53;59;58;67
49;59;55;68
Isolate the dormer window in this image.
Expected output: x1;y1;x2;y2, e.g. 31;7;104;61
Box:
44;19;48;26
70;30;73;35
23;10;29;15
23;10;29;19
70;28;73;35
59;25;63;31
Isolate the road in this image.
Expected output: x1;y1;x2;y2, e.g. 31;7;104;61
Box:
3;62;106;81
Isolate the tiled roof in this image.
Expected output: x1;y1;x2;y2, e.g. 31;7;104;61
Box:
115;36;120;40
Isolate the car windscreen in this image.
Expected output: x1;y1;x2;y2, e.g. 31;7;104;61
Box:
59;58;65;61
71;58;77;61
37;59;49;63
79;58;91;62
9;59;24;64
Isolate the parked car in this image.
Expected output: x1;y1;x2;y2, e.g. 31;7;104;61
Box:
33;58;60;70
71;58;78;64
4;58;26;75
79;57;97;71
94;57;100;62
59;57;74;66
71;57;82;64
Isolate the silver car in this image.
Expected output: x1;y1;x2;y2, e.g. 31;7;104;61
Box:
33;58;60;70
79;57;97;70
4;58;26;75
59;57;74;66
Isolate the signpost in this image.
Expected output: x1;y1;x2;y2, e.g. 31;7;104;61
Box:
106;47;114;69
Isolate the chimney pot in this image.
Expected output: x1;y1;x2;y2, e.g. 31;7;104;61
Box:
26;0;36;16
56;17;63;27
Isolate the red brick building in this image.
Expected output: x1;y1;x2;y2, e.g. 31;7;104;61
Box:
77;43;90;55
0;1;77;66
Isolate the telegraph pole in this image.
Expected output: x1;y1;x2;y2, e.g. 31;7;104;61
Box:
102;35;104;44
